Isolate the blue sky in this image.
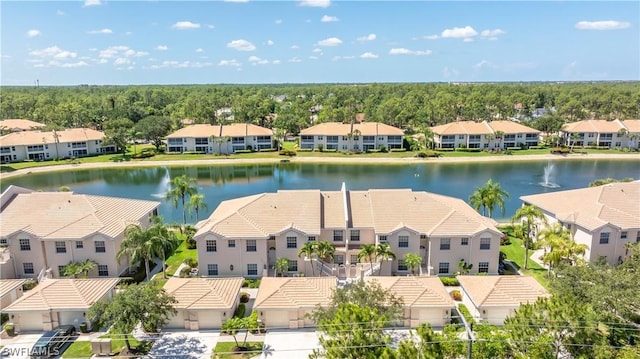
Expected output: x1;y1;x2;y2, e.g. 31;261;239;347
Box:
1;1;638;85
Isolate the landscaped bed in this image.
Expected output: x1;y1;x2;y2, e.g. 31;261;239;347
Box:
212;341;264;359
61;336;146;358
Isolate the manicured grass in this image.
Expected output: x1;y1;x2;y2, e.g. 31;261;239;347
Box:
62;335;143;358
499;226;550;289
212;341;264;359
164;237;197;277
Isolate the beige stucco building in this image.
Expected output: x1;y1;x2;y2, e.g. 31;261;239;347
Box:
195;185;502;279
560;119;640;149
520;181;640;266
0;186;160;279
166;123;273;154
0;119;45;133
0;279;26;310
299;122;404;151
431;120;540;149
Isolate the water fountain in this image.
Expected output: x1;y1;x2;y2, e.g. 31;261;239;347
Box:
539;161;560;188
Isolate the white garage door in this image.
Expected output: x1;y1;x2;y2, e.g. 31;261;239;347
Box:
419;309;443;327
17;313;44;331
197;311;220;330
265;310;290;329
59;311;84;330
165;311;185;329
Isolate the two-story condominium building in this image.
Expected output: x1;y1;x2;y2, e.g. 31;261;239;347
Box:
0;128;115;163
0;119;45;133
194;184;502;279
299;122;404;151
0;185;160;279
561;119;640;149
166;123;273;154
520;181;640;266
431;120;540;149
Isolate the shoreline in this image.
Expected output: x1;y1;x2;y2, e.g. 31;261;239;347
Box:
1;153;638;180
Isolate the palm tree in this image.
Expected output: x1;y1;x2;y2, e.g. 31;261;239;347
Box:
275;258;289;277
118;222;173;282
469;185;490;217
274;128;287;151
404;253;422;275
512;204;547;270
494;130;505;149
298;242;316;276
352;129;361;151
61;262;82;278
147;216;180;279
421;126;434;150
78;259;97;278
375;242;396;275
314;241;335;276
188;193;208;222
538;223;587;276
469;179;510;218
357;244;377;275
165;174;198;225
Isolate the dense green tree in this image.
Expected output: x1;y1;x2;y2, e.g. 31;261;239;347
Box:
103;118;134;154
135;116;174;151
470;179;510;218
61;259;96;278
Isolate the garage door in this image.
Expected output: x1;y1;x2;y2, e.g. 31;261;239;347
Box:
17;313;44;331
197;311;220;330
165;311;185;329
419;309;443;327
265;310;290;329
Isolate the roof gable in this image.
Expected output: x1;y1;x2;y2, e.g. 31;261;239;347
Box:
254;277;336;309
458;276;549;308
163;278;243;310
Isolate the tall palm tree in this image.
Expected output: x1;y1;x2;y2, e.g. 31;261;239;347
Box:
314;241;335;276
61;261;82;278
147;216;180;279
494;130;505;150
375;242;396;275
298;241;316;276
469;183;490;217
118;222;172;282
403;253;422;275
274;128;287;151
352;129;361;151
512;204;547;270
469;179;510;218
188;193;208;222
538;223;587;276
165;174;198;225
357;244;377;275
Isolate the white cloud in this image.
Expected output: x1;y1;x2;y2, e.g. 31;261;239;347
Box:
227;39;256;51
389;48;431;56
172;21;201;30
97;58;108;64
124;49;148;57
575;20;631;30
316;37;342;46
50;60;89;68
291;45;300;49
114;57;130;66
463;38;473;43
272;60;281;64
82;0;102;7
441;26;478;39
357;33;376;42
360;52;378;59
480;29;505;37
248;55;269;64
312;48;322;53
218;59;241;67
195;48;204;53
321;15;339;22
207;24;215;29
332;55;355;61
98;46;147;59
155;45;169;51
124;31;133;36
56;10;65;15
87;28;113;35
26;29;41;38
147;61;213;69
288;57;302;63
299;0;330;8
30;46;77;59
274;19;283;25
424;34;439;40
472;60;496;70
267;40;274;46
309;56;318;60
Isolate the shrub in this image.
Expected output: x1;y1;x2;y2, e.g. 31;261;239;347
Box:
379;145;387;152
454;147;482;152
242;278;261;288
259;148;276;152
183;258;198;268
416;151;440;158
0;313;8;325
450;290;462;301
234;149;252;154
390;148;406;152
79;322;89;333
457;304;475;324
185;238;197;249
3;323;15;337
506;146;522;151
279;149;297;157
234;303;246;318
550;147;570;154
131;151;155;159
500;235;511;246
440;277;460;286
23;280;37;291
180;266;191;278
240;292;250;303
296;148;313;152
366;149;381;153
528;145;545;149
437;148;455;152
316;144;324;152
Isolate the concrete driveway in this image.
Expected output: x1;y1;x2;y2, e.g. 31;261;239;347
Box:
144;331;219;359
0;333;43;359
258;330;320;359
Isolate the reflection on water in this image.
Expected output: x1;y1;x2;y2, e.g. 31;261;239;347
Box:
3;159;638;223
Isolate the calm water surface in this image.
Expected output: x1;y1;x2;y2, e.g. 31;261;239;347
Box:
3;159;638;222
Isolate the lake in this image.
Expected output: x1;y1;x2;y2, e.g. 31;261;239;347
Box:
2;159;638;223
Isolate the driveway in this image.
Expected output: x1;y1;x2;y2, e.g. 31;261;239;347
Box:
144;331;219;359
258;330;320;359
0;333;43;359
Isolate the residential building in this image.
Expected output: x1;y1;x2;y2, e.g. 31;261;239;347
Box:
0;185;160;279
194;184;502;278
365;277;454;327
254;277;336;329
3;278;119;332
166;123;273;154
520;181;640;266
299;122;404;151
561;119;640;149
431;120;540;149
0;128;115;163
0;119;45;133
0;279;26;310
162;277;243;330
457;275;549;325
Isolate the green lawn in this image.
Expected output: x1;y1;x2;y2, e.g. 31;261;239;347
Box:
212;341;264;359
165;237;197;277
62;335;143;358
499;227;550;289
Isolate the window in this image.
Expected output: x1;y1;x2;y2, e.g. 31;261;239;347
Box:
350;255;358;264
228;240;236;248
621;231;628;239
478;262;489;273
206;240;217;252
95;241;106;253
599;232;610;245
76;241;84;249
420;234;427;239
208;264;219;276
398;260;408;271
55;241;66;253
307;236;316;242
333;230;343;242
269;236;276;241
286;236;297;249
19;239;31;251
379;235;387;242
458;135;465;140
480;238;491;250
438;262;449;274
0;239;7;246
350;230;360;242
399;236;409;248
288;260;298;272
98;265;109;277
246;240;257;252
461;238;469;246
24;263;34;274
440;238;451;250
247;264;258;276
334;255;344;265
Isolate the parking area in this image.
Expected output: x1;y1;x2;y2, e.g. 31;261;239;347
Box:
144;331;220;359
258;330;320;359
0;333;44;359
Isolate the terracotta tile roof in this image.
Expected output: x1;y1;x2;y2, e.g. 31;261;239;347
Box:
622;120;640;132
0;279;26;298
457;275;549;308
0;119;45;131
4;278;119;312
562;120;625;133
0;188;160;239
521;181;640;231
166;124;272;138
366;277;454;308
431;121;538;136
487;120;540;134
254;277;336;309
162;277;243;310
299;122;403;136
0;128;104;146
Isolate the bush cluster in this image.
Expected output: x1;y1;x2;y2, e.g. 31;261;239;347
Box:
239;292;250;303
450;290;463;301
550;147;570;154
279;149;297;156
440;277;460;286
242;278;261;288
389;148;407;152
234;303;246;318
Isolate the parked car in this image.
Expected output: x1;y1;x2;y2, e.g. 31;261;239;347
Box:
30;325;76;358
